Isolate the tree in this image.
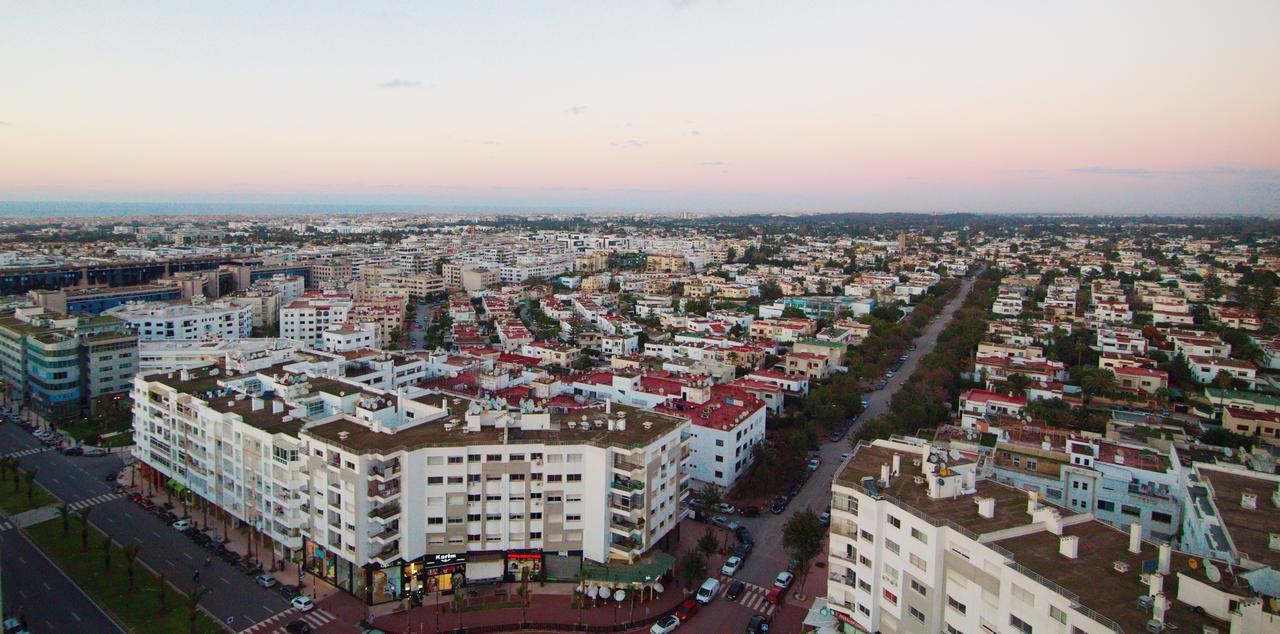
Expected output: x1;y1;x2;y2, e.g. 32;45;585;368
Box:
697;526;719;557
692;484;725;510
1005;373;1031;397
782;510;825;589
124;543;143;591
78;507;92;553
453;577;465;629
186;583;211;634
1211;370;1235;391
518;566;531;624
24;468;38;505
676;551;708;592
157;572;170;614
102;533;113;572
59;503;72;535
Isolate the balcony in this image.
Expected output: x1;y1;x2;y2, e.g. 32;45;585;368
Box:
613;458;645;475
369;459;401;481
369;502;401;521
370;523;399;544
368;481;401;502
609;535;642;556
610;477;644;493
370;540;400;563
829;572;857;588
610;514;642;532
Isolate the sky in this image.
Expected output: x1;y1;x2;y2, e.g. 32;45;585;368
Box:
2;1;1279;214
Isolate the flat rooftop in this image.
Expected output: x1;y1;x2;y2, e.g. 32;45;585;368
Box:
303;398;684;455
1200;467;1280;569
995;521;1225;633
836;443;1048;535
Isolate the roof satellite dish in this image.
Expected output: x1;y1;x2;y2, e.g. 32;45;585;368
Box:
1205;561;1222;583
949;448;962;461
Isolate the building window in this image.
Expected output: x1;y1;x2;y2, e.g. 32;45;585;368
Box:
911;527;927;543
886;539;900;555
910;579;927;596
1097;500;1115;512
947;596;966;615
909;553;927;571
1010;614;1033;634
1049;605;1067;624
909;606;925;622
888;515;901;528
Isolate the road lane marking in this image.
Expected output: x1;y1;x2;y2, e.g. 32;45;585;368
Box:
72;611;82;622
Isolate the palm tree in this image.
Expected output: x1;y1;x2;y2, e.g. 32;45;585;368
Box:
157;572;170;614
452;575;465;630
24;468;38;505
77;507;92;552
58;503;71;535
518;567;531;625
186;583;211;634
102;533;113;571
574;571;586;625
124;543;143;591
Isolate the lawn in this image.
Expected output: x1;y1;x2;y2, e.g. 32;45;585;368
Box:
24;517;223;634
0;469;57;514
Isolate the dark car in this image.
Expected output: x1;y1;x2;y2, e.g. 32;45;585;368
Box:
770;500;787;515
733;541;753;559
829;431;843;442
787;484;801;498
725;580;746;601
191;532;211;546
220;551;243;565
747;614;771;633
277;584;300;599
734;526;753;543
284;620;313;634
61;446;84;456
740;505;760;517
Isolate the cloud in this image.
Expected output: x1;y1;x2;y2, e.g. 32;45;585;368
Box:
0;121;10;127
689;130;701;136
609;139;645;148
377;79;424;89
566;105;588;116
698;161;728;166
1071;165;1280;180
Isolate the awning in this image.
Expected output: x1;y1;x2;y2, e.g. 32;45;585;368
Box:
166;478;186;492
803;598;840;632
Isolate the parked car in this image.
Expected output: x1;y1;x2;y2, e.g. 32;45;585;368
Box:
885;370;895;378
765;588;784;605
284;621;312;634
221;551;243;565
695;578;721;604
720;556;743;576
171;519;191;531
712;503;736;515
770;500;787;515
774;571;794;589
818;511;831;525
725;580;746;601
290;596;315;612
255;573;278;588
740;505;760;517
61;446;84;456
3;617;29;634
840;452;850;460
734;526;752;544
673;597;700;621
650;615;681;634
277;584;301;599
746;614;772;633
84;448;108;457
733;541;754;559
807;457;821;470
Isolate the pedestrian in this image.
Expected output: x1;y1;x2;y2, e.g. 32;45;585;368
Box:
193;569;201;583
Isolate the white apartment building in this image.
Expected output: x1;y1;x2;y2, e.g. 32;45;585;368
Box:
131;359;692;606
824;438;1275;634
280;294;354;347
106;298;254;341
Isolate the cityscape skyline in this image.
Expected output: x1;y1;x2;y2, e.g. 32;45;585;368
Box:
4;1;1280;214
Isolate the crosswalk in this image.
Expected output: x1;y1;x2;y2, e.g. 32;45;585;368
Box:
239;607;336;634
0;517;13;532
4;446;50;459
68;492;121;512
718;576;777;615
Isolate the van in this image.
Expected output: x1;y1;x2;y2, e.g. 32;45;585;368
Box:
695;578;721;604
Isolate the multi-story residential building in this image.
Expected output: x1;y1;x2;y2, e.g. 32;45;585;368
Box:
380;274;446;302
825;438;1271;634
29;283;184;315
1179;462;1280;571
106;298;254;341
1113;366;1169;395
1187;355;1257;387
131;359;692;606
0;308;138;421
280;293;354;347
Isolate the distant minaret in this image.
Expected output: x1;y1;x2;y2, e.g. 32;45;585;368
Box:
898;232;908;252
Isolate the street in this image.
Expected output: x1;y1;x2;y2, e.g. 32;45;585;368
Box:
699;273;978;629
0;422;294;632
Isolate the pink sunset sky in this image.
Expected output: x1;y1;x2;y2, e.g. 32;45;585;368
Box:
2;1;1278;213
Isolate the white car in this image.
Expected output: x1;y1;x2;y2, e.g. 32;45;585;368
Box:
839;452;850;460
255;573;277;588
695;577;721;604
774;571;795;589
171;519;191;531
721;556;743;576
712;503;737;515
291;595;314;612
650;614;681;633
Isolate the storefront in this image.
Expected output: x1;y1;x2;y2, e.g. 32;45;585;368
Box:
504;549;544;582
303;542;466;605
